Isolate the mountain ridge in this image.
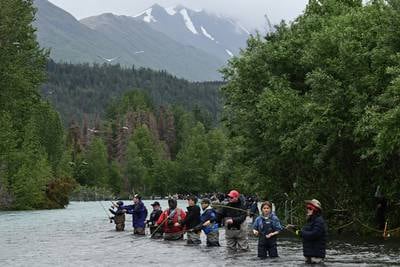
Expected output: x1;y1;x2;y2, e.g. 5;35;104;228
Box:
33;0;249;81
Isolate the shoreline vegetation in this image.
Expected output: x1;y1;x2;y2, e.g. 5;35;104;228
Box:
1;0;400;237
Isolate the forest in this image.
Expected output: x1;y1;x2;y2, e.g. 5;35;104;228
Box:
1;0;399;234
42;61;223;125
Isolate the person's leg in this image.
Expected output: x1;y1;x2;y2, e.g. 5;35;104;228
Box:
267;242;278;258
257;242;267;259
236;227;249;251
225;229;237;251
134;227;145;235
116;223;124;231
187;231;201;245
206;231;220;246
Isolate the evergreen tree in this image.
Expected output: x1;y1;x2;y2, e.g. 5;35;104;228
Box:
123;140;148;194
83;137;109;187
176;122;210;193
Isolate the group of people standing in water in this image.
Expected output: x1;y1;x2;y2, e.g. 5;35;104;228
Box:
109;190;327;264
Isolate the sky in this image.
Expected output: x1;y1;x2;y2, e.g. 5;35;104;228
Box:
47;0;309;30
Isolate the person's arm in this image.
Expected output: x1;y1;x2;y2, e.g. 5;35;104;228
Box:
179;209;187;223
202;210;215;226
252;217;260;235
272;214;284;232
231;209;247;225
300;218;325;240
122;205;134;214
156;211;166;225
180;208;192;226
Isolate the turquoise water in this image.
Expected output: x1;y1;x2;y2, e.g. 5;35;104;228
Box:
0;200;399;266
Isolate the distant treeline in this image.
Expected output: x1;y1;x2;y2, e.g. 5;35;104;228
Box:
42;61;224;125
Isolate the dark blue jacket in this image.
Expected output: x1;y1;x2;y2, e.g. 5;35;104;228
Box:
300;214;327;258
124;201;148;228
200;207;218;234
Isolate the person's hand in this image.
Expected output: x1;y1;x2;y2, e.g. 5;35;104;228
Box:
266;233;274;239
253;230;259;236
225;218;233;224
174;222;180;227
203;220;211;226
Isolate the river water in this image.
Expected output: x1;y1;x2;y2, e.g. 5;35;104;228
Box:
0;200;399;266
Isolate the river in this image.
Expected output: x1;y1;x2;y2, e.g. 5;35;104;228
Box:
0;200;399;266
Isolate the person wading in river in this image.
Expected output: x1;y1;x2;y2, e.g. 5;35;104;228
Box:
147;201;163;238
123;194;148;235
156;198;187;240
252;201;283;258
220;189;249;251
288;199;327;264
180;196;201;245
197;198;220;246
109;200;126;231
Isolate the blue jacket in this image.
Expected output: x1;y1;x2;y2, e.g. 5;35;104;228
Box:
123;201;148;228
200;207;218;234
300;214;327;258
253;213;283;235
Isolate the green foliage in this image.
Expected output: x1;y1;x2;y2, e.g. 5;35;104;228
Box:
82;137;109;187
44;177;77;209
32;101;64;173
221;0;400;228
176;123;210;193
107;90;154;120
0;0;74;210
108;161;123;195
123;139;148;194
43;61;223;125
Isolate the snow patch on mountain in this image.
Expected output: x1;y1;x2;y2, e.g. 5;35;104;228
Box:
165;6;176;15
134;8;157;23
225;49;233;57
201;26;215;41
179;9;198;34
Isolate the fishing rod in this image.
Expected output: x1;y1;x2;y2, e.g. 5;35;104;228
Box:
212;203;298;233
149;213;171;238
97;200;112;220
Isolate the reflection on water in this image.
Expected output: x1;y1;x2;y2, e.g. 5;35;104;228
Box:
0;200;399;266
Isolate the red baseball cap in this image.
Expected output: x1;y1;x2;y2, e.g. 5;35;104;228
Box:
228;190;240;198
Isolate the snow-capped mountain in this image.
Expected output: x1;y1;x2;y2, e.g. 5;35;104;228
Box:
132;4;250;60
32;0;251;81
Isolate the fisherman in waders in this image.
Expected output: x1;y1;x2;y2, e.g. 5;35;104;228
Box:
253;201;283;258
124;194;148;235
147;201;163;238
287;199;327;264
179;196;201;245
220;190;249;251
156;198;186;240
197;198;220;246
109;200;126;231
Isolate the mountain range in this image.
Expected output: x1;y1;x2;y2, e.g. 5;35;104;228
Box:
33;0;250;81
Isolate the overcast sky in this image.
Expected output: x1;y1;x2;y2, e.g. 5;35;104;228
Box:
48;0;309;30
